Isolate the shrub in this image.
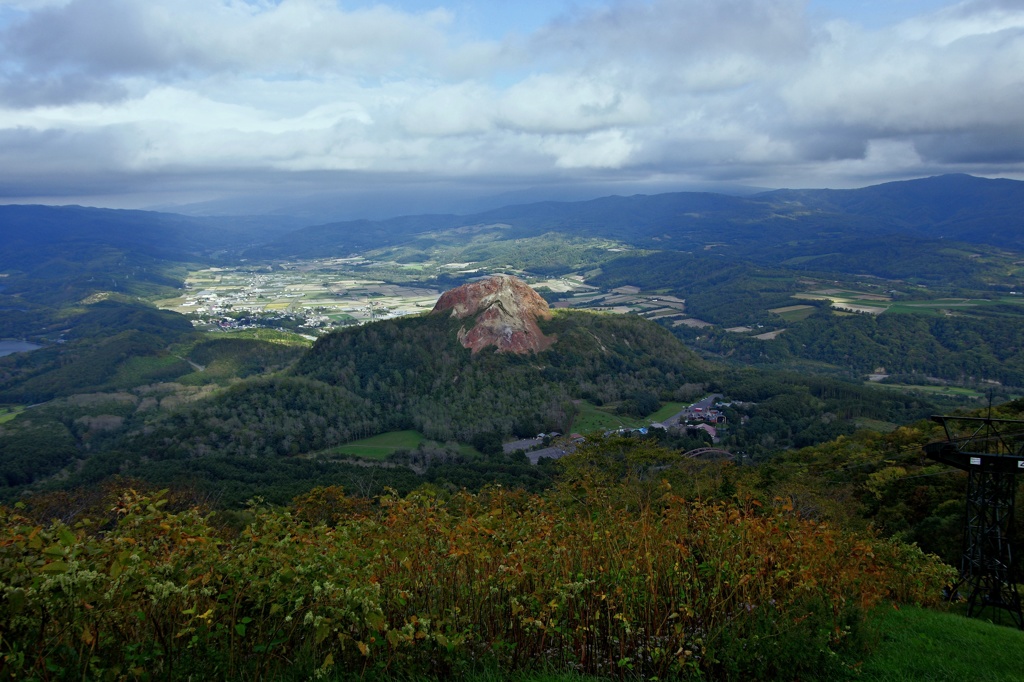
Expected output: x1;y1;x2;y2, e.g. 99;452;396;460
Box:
0;483;953;680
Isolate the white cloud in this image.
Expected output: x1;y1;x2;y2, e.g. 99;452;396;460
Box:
2;0;1024;206
542;129;635;169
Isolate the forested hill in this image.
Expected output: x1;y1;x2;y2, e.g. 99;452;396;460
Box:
0;204;296;269
760;173;1024;249
252;174;1024;259
0;205;297;317
123;310;706;461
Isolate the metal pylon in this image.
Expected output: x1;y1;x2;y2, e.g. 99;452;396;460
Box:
958;467;1022;628
924;414;1024;629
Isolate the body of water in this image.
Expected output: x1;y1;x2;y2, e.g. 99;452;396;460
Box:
0;340;43;357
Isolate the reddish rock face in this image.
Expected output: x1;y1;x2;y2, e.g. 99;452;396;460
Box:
432;275;557;354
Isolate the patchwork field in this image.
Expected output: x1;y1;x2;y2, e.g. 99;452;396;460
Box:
790;288;1024;319
769;304;816;321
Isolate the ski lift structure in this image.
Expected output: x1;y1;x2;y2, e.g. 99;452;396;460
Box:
924;413;1024;629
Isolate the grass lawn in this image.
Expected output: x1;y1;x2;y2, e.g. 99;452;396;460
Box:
327;430;426;460
648;401;685;422
212;328;314;346
571;401;645;434
572;401;685;434
107;354;192;387
0;406;25;424
858;605;1024;681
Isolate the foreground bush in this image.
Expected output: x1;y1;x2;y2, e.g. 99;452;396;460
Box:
0;483;953;681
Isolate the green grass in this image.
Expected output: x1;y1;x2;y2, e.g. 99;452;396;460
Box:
572;401;685;434
107;353;192;387
0;406;25;424
327;430;426;460
211;328;315;346
648;401;685;423
858;605;1024;681
776;306;817;322
571;401;645;434
320;607;1024;681
882;297;1024;317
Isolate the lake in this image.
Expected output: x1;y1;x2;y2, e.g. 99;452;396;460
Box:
0;340;43;357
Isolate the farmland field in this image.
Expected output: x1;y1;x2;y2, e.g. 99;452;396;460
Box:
325;430;426;459
769;304;816;321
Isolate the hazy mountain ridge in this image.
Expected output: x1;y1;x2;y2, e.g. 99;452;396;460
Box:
241;174;1023;260
759;174;1024;248
4;174;1022;266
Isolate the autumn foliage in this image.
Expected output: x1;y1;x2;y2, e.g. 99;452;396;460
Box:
0;479;953;681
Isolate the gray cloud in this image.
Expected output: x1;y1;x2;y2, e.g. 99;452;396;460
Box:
0;73;128;107
0;0;1023;209
914;127;1024;164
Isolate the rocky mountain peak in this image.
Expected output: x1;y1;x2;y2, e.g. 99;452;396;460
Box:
431;275;557;354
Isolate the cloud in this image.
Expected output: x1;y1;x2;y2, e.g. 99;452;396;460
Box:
0;0;495;105
1;0;1024;208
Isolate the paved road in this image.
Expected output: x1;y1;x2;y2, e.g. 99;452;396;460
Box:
503;437;543;454
525;446;572;464
504;438;574;464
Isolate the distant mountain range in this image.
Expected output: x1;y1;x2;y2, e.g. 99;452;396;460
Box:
249;173;1024;260
2;173;1023;311
3;175;1022;268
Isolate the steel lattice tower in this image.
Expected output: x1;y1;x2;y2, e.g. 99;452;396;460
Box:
925;415;1024;629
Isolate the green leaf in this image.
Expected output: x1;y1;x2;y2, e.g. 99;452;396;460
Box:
235;623;247;637
365;611;385;632
41;561;69;574
58;527;76;547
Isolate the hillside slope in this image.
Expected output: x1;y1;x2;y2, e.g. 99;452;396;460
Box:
123;301;705;460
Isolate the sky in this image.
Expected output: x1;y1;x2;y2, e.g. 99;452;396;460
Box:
0;0;1022;216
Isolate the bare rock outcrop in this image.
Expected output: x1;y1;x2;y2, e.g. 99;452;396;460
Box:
431;275;557;354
